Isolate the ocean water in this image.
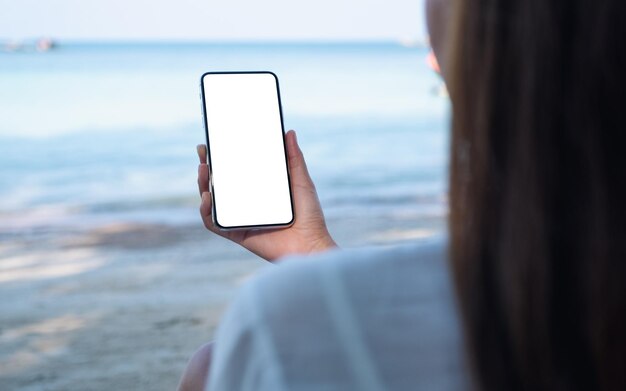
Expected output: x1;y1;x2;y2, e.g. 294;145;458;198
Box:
0;42;449;232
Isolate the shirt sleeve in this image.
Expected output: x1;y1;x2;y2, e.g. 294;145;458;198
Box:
204;248;379;391
205;239;467;391
205;278;286;391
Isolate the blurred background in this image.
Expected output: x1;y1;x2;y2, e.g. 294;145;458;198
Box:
0;0;448;389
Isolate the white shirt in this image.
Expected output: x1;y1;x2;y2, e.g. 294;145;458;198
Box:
206;237;469;390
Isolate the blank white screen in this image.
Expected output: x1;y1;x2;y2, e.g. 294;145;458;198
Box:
201;72;293;228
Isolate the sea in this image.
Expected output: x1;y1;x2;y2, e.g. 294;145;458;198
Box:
0;42;449;234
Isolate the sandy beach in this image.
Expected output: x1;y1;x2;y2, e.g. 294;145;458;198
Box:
0;212;444;390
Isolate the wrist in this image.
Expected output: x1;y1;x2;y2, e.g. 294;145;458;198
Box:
309;232;338;254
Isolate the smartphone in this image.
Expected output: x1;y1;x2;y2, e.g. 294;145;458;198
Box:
199;71;294;230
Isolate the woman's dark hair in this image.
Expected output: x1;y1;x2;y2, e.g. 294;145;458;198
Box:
447;0;626;390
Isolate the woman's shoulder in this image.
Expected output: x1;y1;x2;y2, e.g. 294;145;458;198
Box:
246;237;452;311
209;236;468;390
246;236;459;347
250;236;451;304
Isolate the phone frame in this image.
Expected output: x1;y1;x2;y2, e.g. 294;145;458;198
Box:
199;71;295;231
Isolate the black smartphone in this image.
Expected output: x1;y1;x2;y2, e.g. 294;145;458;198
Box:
199;71;294;230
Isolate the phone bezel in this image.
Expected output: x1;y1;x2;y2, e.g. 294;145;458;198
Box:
199;71;295;231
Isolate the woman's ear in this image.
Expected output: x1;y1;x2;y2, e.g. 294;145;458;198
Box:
425;0;452;78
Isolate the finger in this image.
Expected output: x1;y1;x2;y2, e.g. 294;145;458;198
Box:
197;144;207;164
199;192;245;244
200;191;218;232
285;130;314;188
198;163;210;195
200;191;233;240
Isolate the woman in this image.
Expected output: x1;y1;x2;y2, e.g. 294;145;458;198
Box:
179;0;626;389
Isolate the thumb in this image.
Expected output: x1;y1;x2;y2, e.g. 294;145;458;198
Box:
286;130;314;189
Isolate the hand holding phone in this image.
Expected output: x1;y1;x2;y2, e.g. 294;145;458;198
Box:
197;71;336;261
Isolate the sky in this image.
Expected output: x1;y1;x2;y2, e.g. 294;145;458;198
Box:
0;0;426;42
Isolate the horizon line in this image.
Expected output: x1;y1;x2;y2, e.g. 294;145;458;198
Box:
0;36;428;46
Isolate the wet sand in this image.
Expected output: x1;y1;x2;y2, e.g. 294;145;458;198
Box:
0;215;444;390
